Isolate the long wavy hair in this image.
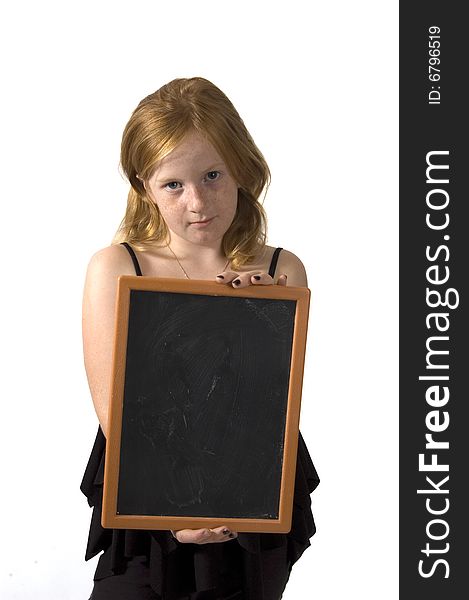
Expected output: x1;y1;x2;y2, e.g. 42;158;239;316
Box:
113;77;270;269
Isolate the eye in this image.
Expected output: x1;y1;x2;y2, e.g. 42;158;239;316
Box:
165;181;181;191
205;171;220;181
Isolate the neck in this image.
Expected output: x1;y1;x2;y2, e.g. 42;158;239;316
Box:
166;234;227;267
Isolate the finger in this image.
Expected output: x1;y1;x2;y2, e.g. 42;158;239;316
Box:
215;271;240;284
222;528;238;540
277;274;288;286
250;273;275;286
210;526;238;541
231;272;268;288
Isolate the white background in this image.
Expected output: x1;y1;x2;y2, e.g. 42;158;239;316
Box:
0;1;398;598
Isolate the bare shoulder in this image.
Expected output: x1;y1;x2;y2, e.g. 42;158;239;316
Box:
276;247;308;287
82;243;140;311
85;243;138;280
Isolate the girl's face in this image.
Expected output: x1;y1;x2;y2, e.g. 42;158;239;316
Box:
145;130;239;250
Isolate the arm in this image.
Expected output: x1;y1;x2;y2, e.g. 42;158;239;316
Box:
81;244;137;437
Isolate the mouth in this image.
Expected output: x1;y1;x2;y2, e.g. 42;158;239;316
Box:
190;217;215;225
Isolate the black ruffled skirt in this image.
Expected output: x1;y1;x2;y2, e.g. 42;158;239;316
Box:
81;428;319;600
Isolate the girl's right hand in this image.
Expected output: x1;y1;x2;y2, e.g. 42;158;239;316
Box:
171;526;238;544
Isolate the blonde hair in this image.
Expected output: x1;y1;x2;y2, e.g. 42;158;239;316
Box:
113;77;270;269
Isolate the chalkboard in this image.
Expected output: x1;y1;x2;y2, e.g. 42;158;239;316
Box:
102;276;310;533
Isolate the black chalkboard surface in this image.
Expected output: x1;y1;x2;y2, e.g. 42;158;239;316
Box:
102;276;310;533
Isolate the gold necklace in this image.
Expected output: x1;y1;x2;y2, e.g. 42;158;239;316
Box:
166;244;230;279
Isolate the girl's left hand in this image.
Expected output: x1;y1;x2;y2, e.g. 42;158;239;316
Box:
215;271;287;288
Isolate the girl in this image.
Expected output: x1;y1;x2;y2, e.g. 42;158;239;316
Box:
81;77;319;600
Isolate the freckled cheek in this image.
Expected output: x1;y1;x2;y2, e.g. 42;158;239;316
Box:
215;184;238;210
156;202;184;226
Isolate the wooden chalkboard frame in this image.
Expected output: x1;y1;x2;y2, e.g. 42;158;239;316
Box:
102;276;310;533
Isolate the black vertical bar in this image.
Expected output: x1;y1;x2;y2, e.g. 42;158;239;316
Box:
400;2;467;598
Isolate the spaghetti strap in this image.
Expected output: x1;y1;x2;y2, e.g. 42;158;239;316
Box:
120;242;143;276
268;247;283;279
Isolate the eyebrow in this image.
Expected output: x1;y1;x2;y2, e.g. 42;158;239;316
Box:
155;162;226;182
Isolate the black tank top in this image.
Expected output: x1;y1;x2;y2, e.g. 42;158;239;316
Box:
120;242;283;279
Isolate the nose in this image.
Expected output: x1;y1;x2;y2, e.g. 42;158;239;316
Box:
186;183;208;212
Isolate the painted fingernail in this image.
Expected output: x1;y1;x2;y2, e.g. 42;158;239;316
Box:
253;275;261;281
233;279;240;286
216;275;224;279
